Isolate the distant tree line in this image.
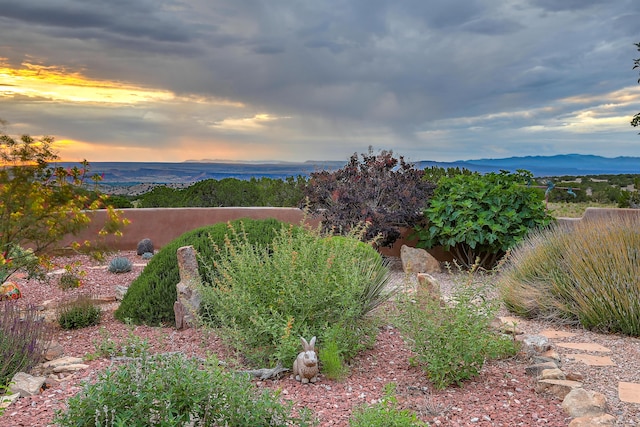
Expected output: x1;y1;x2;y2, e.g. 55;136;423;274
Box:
136;176;307;208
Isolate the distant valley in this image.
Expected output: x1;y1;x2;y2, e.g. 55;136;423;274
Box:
60;154;640;189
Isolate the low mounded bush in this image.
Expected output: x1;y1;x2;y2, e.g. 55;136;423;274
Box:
499;213;640;336
57;297;102;330
115;218;291;325
0;301;51;389
108;256;132;273
54;351;315;427
395;266;518;389
198;224;392;367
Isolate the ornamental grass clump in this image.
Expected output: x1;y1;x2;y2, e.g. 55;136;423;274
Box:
54;351;314;427
499;213;640;336
198;223;392;367
0;301;51;389
395;264;517;389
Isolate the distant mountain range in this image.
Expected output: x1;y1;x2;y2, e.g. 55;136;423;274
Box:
61;154;640;185
416;154;640;177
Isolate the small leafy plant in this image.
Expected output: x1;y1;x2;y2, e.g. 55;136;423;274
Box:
57;296;102;329
395;264;517;389
58;272;82;290
108;256;132;273
88;325;150;360
349;383;428;427
54;351;315;427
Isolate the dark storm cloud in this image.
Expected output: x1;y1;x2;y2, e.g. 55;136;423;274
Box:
0;0;639;161
0;0;192;42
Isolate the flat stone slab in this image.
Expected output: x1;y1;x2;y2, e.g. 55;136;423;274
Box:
535;379;583;399
565;354;616;366
556;342;611;352
499;316;521;325
619;382;640;404
539;329;577;339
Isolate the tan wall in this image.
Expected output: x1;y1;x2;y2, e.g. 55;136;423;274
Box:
59;206;640;260
60;207;318;253
60;207;446;259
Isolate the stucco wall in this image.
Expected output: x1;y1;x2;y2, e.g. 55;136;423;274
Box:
59;206;640;259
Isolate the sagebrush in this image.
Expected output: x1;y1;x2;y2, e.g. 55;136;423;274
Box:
54;351;315;427
198;223;392;367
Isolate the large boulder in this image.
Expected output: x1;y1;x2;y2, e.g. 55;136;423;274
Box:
174;245;202;329
400;245;441;273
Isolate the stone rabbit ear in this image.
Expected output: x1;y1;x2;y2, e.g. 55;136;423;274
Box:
300;336;309;349
309;336;316;349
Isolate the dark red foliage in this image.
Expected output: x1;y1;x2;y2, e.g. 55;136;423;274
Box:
304;149;436;247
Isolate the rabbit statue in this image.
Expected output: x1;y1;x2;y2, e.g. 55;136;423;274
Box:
293;336;319;384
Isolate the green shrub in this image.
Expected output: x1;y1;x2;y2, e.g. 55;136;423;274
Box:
54;351;315;427
198;224;392;367
415;170;553;269
115;218;291;326
349;383;428;427
57;297;102;329
395;266;517;389
499;214;640;336
108;256;132;273
58;271;82;290
0;301;51;389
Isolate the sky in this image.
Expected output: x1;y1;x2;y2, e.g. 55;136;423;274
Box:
1;0;640;164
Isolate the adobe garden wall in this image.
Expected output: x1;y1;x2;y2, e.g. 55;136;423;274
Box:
59;206;640;260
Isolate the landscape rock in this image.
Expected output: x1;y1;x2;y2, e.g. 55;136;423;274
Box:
9;372;46;397
43;341;64;361
52;363;89;373
115;285;128;301
535;379;583;400
562;388;608;418
566;372;585;382
490;317;523;335
532;355;562;366
400;245;441;273
0;392;20;410
137;238;154;256
540;368;566;380
519;334;551;354
174;245;202;329
525;361;558;376
41;356;84;370
568;414;616;427
416;273;441;299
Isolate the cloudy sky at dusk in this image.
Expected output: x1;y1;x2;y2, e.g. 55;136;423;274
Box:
1;0;639;163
